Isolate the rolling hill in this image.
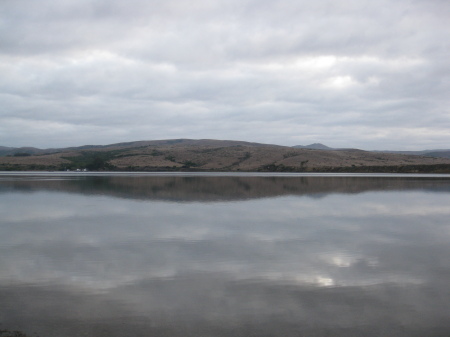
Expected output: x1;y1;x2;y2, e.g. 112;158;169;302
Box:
1;139;450;173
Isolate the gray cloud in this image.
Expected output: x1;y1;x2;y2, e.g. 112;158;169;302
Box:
1;0;449;149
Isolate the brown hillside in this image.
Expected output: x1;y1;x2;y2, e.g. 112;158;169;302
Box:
1;139;450;172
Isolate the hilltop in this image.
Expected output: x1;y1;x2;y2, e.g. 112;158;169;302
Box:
1;139;450;173
293;143;450;158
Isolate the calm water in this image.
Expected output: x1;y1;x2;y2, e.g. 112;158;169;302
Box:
1;173;450;337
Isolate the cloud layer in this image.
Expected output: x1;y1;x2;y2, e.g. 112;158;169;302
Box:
1;0;449;149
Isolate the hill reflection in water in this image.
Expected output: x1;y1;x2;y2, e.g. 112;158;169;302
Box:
2;173;450;201
1;173;450;337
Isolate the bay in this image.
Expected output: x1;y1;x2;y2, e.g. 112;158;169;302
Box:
1;173;450;336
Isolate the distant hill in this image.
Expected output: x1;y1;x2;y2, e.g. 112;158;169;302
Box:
0;139;274;157
293;143;334;150
376;149;450;159
293;143;450;159
1;139;450;173
422;151;450;158
0;146;53;157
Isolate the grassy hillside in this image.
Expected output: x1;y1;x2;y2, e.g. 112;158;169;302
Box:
1;139;450;173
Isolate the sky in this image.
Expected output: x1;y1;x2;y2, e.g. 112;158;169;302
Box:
1;0;449;150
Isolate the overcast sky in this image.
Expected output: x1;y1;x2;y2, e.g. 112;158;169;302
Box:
1;0;449;150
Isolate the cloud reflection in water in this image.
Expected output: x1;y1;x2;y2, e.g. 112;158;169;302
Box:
1;174;450;336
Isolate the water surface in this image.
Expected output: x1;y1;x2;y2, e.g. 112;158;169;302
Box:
1;173;450;336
